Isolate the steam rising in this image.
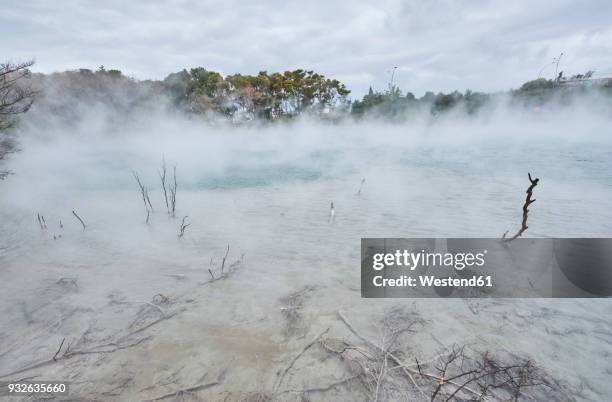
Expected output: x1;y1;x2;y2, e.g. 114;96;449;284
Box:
1;83;611;399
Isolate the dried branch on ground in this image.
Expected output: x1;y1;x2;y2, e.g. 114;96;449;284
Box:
326;309;568;401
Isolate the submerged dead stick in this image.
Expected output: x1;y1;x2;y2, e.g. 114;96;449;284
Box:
178;215;190;238
52;338;65;361
148;369;226;401
356;178;366;196
503;173;539;242
274;327;330;392
72;210;86;231
0;337;150;379
36;213;48;230
221;244;230;273
159;157;169;213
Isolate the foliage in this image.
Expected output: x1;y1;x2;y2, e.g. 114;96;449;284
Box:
1;60;37;178
162;68;350;120
351;86;489;119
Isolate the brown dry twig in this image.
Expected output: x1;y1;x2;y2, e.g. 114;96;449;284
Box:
503;173;539;241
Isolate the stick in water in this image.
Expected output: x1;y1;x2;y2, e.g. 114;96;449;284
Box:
72;210;86;231
502;173;539;242
357;178;365;196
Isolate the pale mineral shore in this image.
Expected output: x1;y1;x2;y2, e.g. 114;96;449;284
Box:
0;188;611;401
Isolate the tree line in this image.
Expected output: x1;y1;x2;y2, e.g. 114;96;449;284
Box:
2;60;612;130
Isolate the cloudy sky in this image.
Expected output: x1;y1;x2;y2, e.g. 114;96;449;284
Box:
3;0;612;96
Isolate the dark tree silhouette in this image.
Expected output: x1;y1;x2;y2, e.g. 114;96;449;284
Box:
1;60;37;179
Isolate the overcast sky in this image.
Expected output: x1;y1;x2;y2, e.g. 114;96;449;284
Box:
3;0;612;97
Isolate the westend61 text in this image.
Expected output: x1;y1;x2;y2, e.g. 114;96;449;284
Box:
372;275;493;288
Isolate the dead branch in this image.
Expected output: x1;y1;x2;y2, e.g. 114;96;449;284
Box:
56;277;78;289
63;336;151;357
503;173;539;242
0;61;36;130
147;369;226;401
128;312;179;336
357;178;366;196
337;310;458;399
335;311;555;400
169;164;177;217
0;336;151;379
36;213;47;230
72;210;86;230
221;244;230;273
274;327;330;392
52;338;65;361
159;157;169;214
133;170;153;213
203;251;244;285
278;374;361;395
122;300;166;316
178;215;190;238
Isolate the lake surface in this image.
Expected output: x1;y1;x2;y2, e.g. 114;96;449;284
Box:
1;116;611;399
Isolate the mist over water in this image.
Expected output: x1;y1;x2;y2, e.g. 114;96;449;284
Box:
1;100;612;399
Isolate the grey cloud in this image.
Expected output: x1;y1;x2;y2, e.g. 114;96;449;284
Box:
2;0;611;96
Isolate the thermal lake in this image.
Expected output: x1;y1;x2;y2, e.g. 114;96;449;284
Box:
1;112;611;400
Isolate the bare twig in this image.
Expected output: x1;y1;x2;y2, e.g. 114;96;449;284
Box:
133;170;153;213
178;216;190;238
203;251;244;285
274;327;330;392
159;157;169;214
129;313;178;336
221;244;230;273
337;310;438;399
278;374;360;395
72;210;86;231
52;338;65;361
56;277;78;289
503;173;539;242
169;165;177;218
36;213;47;230
147;369;226;401
0;337;150;378
357;178;366;196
